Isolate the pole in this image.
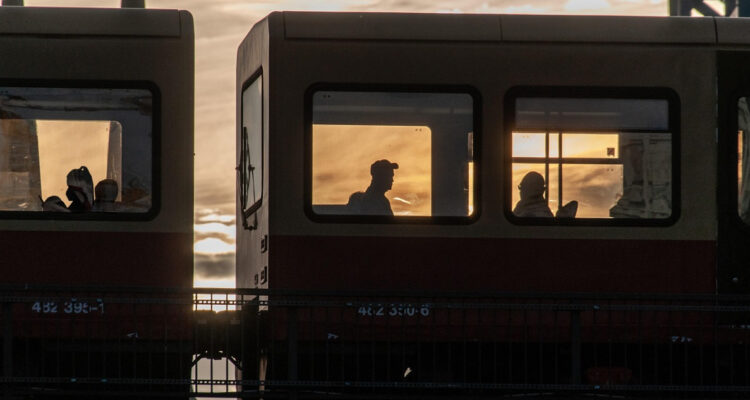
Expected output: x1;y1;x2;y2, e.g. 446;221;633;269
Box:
741;0;750;16
570;310;581;385
121;0;145;8
3;302;13;399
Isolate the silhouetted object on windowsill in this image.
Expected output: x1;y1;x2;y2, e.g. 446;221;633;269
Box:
347;159;399;216
513;171;553;218
66;166;93;212
556;200;578;219
41;195;70;212
93;179;119;212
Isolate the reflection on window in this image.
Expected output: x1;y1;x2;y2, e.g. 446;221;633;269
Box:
511;96;672;220
0;87;153;214
311;90;475;218
739;97;750;223
240;76;263;228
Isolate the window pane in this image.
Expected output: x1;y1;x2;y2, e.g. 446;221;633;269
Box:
562;133;619;158
241;76;263;216
512;133;559;158
311;91;474;218
0;87;152;214
739;97;750;223
516;98;669;131
511;95;672;221
512;163;558;215
562;164;623;218
313;124;432;216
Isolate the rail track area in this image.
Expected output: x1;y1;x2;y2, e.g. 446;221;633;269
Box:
0;287;748;399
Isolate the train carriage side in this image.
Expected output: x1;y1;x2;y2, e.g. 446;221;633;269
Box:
0;6;195;392
0;6;194;289
236;12;750;392
236;13;750;296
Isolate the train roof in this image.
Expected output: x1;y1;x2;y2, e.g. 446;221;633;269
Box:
263;11;750;45
0;6;188;37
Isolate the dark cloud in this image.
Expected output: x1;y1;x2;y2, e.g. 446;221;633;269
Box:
195;230;233;242
196;210;236;223
195;253;235;279
195;187;236;217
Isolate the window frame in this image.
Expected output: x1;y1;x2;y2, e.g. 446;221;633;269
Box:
504;86;681;227
733;94;750;229
0;79;161;221
304;83;482;225
239;70;264;230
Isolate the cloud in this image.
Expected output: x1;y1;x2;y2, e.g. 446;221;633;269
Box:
502;4;549;13
195;222;236;239
195;253;235;279
197;211;236;224
565;0;611;12
195;237;235;255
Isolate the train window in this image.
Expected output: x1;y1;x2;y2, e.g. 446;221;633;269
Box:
739;97;750;224
309;89;476;220
239;74;263;229
509;90;675;223
0;85;155;217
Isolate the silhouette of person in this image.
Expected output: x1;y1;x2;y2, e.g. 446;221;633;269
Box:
66;166;94;212
93;179;119;212
513;171;553;218
41;195;70;212
347;159;399;215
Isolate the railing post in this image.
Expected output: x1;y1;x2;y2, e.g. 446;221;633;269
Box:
570;310;581;385
288;306;298;400
2;302;12;398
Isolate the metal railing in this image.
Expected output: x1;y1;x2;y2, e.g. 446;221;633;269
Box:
1;286;749;398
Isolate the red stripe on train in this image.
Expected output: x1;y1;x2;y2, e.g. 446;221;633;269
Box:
270;236;715;294
0;231;193;288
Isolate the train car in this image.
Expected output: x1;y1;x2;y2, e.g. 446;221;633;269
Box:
0;4;194;395
235;12;750;395
236;12;750;296
0;5;193;289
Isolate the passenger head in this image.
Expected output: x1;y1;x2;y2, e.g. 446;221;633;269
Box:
42;196;69;212
66;166;94;211
370;159;398;192
519;171;546;200
95;179;119;203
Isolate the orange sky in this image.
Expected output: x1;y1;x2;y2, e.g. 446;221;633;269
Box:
313;124;432;216
36;121;110;201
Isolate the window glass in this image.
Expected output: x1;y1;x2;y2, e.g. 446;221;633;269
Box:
0;86;153;214
511;95;672;220
311;90;475;218
738;97;750;223
240;76;263;226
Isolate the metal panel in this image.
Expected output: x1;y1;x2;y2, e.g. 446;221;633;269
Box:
0;7;181;37
716;18;750;45
501;15;716;44
3;286;750;398
284;11;502;42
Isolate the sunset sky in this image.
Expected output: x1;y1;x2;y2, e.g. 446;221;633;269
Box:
22;0;687;287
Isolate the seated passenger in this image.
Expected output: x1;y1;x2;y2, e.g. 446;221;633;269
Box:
347;159;399;216
513;171;553;218
65;166;94;212
41;196;70;212
93;179;119;212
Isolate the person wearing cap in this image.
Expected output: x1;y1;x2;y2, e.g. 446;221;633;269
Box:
347;159;399;216
513;171;553;218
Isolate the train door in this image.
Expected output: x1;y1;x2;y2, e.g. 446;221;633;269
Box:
718;51;750;295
